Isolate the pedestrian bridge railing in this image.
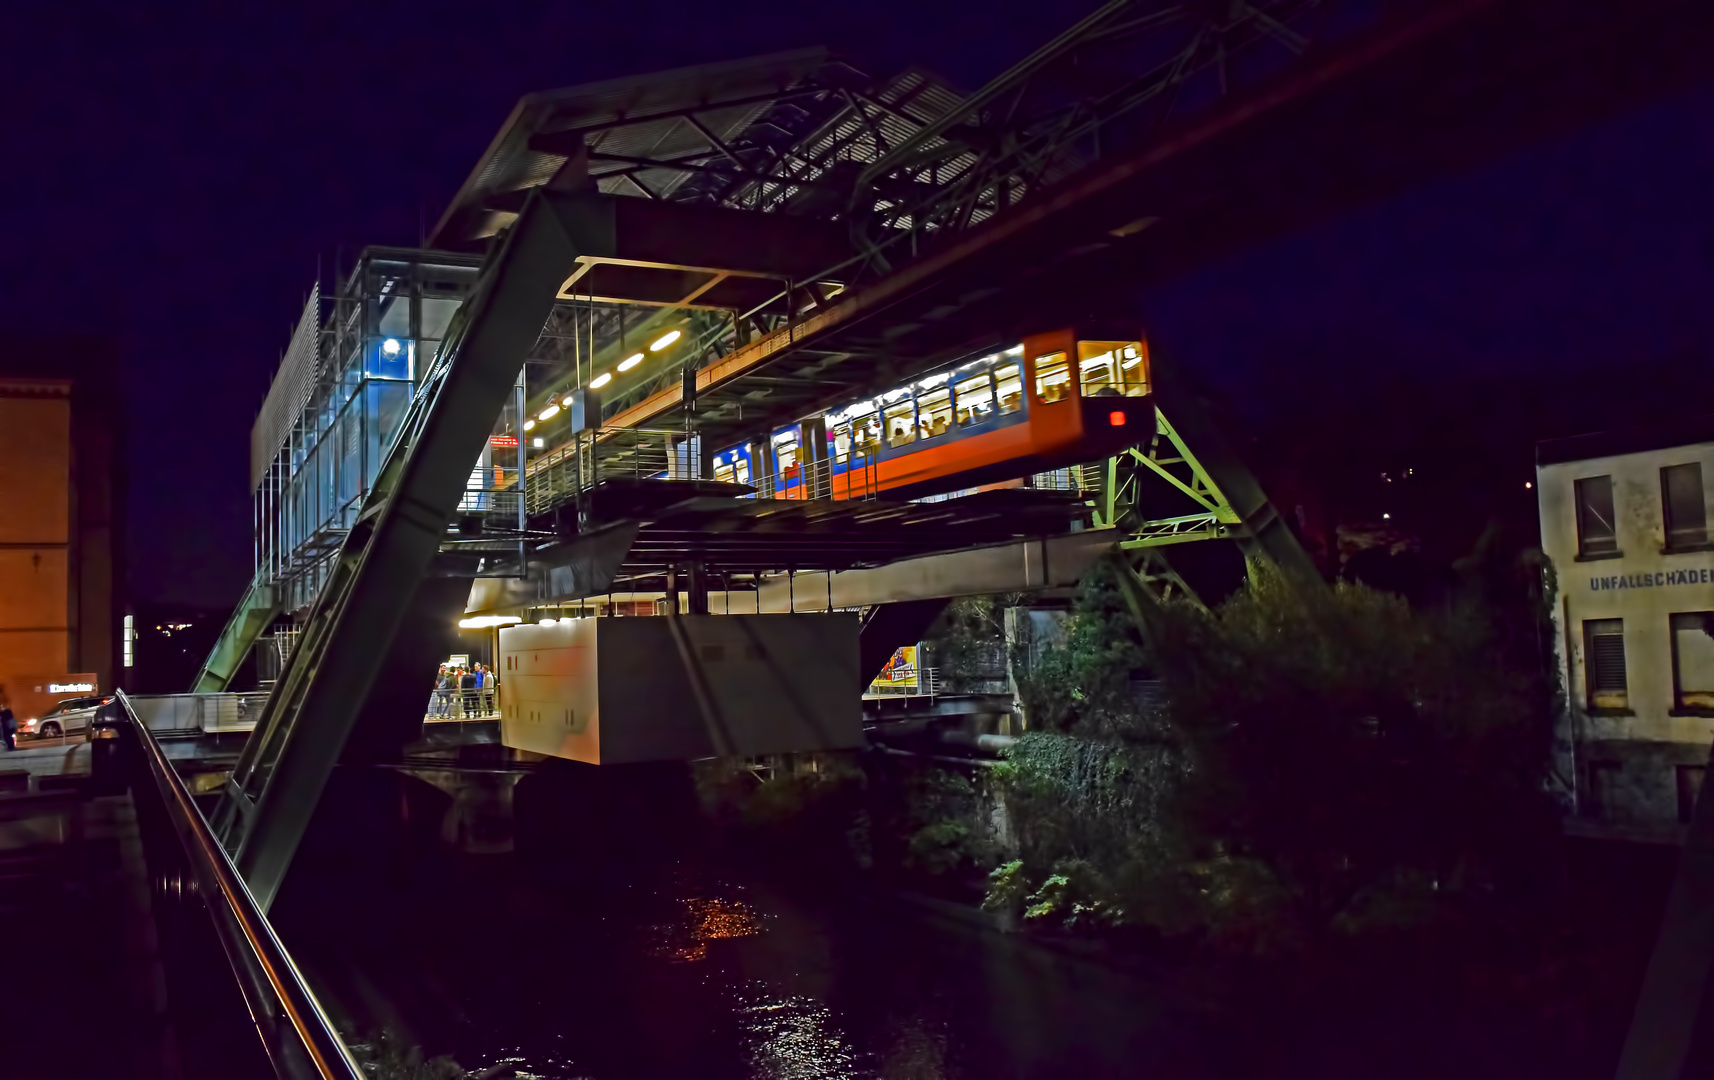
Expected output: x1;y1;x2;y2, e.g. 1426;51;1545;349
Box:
108;689;365;1079
123;691;499;738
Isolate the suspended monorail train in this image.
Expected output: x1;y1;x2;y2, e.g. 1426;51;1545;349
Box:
710;326;1155;502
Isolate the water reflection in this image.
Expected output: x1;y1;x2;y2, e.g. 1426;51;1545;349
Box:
734;986;862;1079
277;772;1200;1079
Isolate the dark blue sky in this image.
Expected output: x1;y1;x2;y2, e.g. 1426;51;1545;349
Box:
2;1;1710;607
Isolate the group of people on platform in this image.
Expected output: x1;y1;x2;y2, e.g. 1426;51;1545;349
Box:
429;662;497;718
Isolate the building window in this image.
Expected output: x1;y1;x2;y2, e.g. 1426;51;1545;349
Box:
1584;618;1628;710
1662;462;1708;550
1574;475;1619;557
1679;765;1707;824
1671;612;1714;713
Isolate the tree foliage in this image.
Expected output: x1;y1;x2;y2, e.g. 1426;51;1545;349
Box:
988;538;1560;951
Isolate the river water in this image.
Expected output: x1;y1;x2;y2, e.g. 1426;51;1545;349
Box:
270;766;1220;1080
267;766;1663;1079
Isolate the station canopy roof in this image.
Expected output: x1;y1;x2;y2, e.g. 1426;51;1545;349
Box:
429;47;973;249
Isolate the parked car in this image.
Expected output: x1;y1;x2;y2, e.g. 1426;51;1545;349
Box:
20;695;112;739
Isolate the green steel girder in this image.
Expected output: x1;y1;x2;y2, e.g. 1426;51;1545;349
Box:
1087;357;1319;611
212;190;609;910
190;569;282;693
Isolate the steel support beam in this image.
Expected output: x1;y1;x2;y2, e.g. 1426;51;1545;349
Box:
213;190;608;909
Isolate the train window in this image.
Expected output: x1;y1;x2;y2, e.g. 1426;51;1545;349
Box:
995;364;1024;414
917;387;954;440
774;433;800;475
734;458;751;484
1079;340;1147;397
884;400;916;447
955;374;995;426
854;413;881;456
831;424;853;464
1035;352;1072;403
714;458;738;484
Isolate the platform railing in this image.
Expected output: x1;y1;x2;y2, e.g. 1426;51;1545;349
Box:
108;689;365;1080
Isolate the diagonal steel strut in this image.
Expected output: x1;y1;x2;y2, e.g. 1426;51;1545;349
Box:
211;191;608;910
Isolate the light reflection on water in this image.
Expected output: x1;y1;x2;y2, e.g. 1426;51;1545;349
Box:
294;853;1186;1079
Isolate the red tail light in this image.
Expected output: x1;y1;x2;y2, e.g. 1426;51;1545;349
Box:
1108;410;1126;427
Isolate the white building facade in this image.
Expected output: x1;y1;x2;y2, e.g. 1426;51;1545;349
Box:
1538;416;1714;828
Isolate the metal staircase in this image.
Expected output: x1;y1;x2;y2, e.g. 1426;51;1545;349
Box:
191;568;284;693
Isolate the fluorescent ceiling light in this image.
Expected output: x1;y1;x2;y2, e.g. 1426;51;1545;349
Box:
618;353;644;371
538;404;560;421
523;419;535;431
649;329;681;352
458;614;523;629
590;372;612;389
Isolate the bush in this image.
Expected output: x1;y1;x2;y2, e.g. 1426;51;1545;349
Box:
988;544;1559;952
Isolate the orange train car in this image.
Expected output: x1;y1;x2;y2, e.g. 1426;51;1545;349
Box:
712;327;1155;502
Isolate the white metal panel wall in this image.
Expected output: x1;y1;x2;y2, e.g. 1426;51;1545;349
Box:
497;614;862;764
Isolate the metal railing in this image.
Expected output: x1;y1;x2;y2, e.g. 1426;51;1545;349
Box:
126;691;274;735
425;687;500;720
111;689;365;1080
525;426;696;514
865;666;941;699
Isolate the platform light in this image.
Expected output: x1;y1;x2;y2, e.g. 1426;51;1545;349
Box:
538;404;561;422
458;614;522;629
590;371;613;389
538;617;558;626
618;352;644;371
649;329;682;352
381;338;402;359
523;419;535;431
532;437;544;448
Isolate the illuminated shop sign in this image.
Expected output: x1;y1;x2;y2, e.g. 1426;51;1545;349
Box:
48;682;96;693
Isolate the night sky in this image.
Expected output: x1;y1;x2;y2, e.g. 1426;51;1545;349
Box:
2;1;1710;609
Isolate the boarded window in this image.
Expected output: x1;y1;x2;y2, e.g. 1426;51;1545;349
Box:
1672;612;1714;711
1575;475;1619;556
1662;462;1708;549
1679;765;1707;824
1584;618;1627;710
1034;351;1071;403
